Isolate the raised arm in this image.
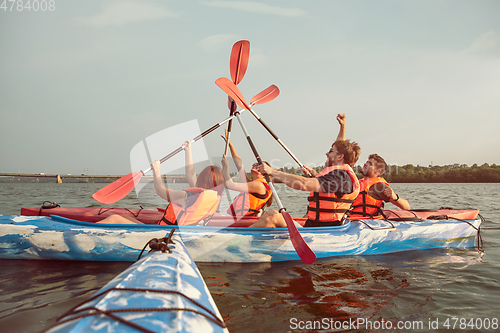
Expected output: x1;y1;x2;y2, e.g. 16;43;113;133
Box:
384;187;410;210
260;163;323;192
183;140;197;187
336;113;346;141
221;155;266;194
151;160;187;206
221;131;250;183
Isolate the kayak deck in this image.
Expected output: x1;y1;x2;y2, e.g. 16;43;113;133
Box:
20;206;480;227
45;233;228;333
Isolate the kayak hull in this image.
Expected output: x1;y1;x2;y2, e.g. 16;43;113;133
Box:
0;212;482;262
46;235;228;333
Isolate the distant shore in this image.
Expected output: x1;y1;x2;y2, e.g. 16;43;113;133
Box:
0;175;187;184
2;162;500;183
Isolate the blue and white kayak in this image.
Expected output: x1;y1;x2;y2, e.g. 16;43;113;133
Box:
45;233;228;333
0;212;483;262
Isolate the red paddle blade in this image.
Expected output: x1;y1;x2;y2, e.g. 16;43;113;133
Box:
92;172;143;205
282;211;316;264
215;77;251;110
230;40;250;85
250;85;280;106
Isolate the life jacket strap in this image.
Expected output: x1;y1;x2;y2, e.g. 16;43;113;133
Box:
307;207;350;214
307;195;354;204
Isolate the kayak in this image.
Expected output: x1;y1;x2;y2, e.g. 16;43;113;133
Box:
21;205;165;224
0;207;482;262
20;205;480;225
45;233;228;333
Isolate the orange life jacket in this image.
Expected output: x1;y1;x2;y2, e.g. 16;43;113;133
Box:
307;164;360;224
227;178;272;217
158;188;221;226
349;177;388;220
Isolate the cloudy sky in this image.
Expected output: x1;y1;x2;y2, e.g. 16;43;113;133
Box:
1;0;499;175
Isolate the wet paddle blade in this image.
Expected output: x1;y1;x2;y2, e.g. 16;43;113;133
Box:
282;211;316;264
250;85;280;106
92;172;143;205
215;77;252;110
230;40;250;85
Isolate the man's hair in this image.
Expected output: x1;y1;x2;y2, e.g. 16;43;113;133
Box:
368;153;388;175
333;140;361;166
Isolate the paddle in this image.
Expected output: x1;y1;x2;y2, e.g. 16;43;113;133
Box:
215;80;316;264
234;111;316;264
230;40;250;85
215;77;312;176
225;40;250;155
92;87;280;205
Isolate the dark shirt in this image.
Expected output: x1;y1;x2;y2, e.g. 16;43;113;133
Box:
316;169;353;198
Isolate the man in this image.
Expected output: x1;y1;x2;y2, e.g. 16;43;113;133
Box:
250;126;361;228
336;114;410;220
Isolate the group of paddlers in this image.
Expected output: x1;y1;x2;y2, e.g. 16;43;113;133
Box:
98;114;409;226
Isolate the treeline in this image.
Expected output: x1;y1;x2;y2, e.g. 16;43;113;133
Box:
277;163;500;183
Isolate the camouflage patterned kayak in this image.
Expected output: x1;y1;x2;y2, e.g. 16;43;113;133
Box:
0;208;482;262
44;233;228;333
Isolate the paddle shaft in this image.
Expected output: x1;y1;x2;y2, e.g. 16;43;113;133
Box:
224;100;237;155
247;108;311;176
141;109;246;175
225;40;249;155
234;112;286;211
214;78;309;175
222;100;237;210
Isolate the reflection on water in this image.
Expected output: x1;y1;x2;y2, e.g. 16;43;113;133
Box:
0;259;130;333
197;248;484;332
0;182;497;332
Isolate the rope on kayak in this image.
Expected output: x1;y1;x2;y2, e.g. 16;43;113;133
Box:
44;287;227;333
358;219;396;230
382;209;423;221
42;225;227;333
137;227;177;260
98;206;144;217
476;214;485;253
427;214;484;253
38;201;60;215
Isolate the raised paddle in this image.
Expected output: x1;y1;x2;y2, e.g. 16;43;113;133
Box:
225;40;250;155
92;87;280;205
233;110;316;264
222;85;279;153
215;80;315;264
215;77;312;176
230;40;250;85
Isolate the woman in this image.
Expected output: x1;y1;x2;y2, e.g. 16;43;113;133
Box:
221;134;273;218
97;141;225;225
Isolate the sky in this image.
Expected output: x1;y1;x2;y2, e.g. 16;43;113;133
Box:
1;0;499;176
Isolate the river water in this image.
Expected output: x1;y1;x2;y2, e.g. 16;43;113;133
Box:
0;182;499;332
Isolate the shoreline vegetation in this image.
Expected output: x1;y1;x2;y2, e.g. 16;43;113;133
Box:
277;163;500;183
2;163;500;183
